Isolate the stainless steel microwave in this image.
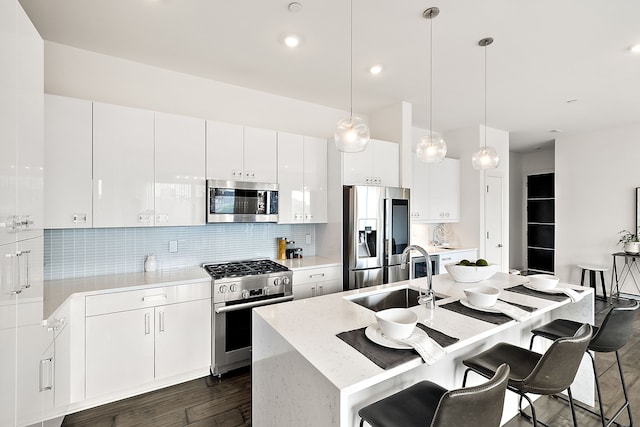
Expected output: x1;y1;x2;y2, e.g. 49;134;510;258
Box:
206;179;279;223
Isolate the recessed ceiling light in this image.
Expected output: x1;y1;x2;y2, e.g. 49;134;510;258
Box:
631;44;640;53
284;35;300;48
369;65;383;75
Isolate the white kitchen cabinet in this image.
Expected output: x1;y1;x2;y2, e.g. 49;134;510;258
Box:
86;306;155;398
277;132;327;224
342;139;399;187
205;120;244;181
85;282;211;399
244;126;277;183
411;157;460;223
206;121;277;183
44;95;93;228
277;132;304;223
154;112;206;226
0;0;43;245
93;102;155;227
292;266;342;300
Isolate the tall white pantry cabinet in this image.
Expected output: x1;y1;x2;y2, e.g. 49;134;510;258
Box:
0;0;50;426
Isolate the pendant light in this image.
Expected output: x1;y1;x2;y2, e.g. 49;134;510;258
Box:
334;0;370;152
416;7;447;163
472;37;500;170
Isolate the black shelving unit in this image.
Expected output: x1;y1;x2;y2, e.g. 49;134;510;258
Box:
527;173;555;274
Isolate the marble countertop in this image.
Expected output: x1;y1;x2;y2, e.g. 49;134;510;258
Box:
253;272;592;392
44;267;211;319
276;256;341;270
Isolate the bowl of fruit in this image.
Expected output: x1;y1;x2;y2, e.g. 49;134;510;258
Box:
444;259;499;283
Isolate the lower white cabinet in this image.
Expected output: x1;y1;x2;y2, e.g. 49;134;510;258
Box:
293;266;342;300
85;284;211;399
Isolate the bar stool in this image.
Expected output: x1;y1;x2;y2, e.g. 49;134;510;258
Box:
462;324;592;427
358;364;510;427
529;300;639;427
577;264;608;299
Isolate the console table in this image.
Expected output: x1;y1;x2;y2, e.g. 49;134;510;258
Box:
610;252;640;299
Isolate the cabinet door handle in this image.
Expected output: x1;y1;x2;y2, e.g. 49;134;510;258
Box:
72;213;87;223
318;285;323;295
142;294;167;302
144;313;151;335
159;311;165;332
39;357;53;392
309;273;325;278
441;257;451;262
311;287;316;297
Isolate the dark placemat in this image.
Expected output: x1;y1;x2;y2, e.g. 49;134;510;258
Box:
505;284;584;302
440;300;535;325
336;323;459;370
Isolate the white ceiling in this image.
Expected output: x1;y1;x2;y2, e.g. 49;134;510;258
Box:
19;0;640;152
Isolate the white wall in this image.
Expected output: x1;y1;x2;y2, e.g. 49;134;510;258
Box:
445;125;510;271
556;124;640;292
44;42;347;138
509;147;555;271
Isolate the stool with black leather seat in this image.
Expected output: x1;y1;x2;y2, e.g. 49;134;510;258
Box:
357;363;510;427
462;324;592;427
529;300;639;427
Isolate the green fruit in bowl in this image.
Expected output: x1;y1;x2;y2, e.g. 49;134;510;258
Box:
458;259;471;266
475;259;489;267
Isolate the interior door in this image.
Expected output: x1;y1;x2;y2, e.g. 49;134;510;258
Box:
485;175;504;269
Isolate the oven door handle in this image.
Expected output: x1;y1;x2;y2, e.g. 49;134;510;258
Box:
215;295;294;313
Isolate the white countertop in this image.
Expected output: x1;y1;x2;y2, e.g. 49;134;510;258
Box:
253;272;592;393
276;255;341;270
44;267;211;319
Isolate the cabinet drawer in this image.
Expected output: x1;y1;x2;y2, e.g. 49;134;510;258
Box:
293;266;341;286
85;281;211;317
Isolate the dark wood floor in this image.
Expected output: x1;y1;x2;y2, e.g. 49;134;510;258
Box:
62;298;639;427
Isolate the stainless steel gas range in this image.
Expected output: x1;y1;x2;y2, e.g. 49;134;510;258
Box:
203;259;294;376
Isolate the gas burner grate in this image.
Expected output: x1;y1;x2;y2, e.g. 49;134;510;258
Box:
204;259;289;280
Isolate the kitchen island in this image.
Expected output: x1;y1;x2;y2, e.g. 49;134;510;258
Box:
252;272;594;426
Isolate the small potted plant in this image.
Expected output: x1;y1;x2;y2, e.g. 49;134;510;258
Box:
618;230;640;254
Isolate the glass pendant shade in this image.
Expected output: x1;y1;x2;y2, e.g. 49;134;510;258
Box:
334;116;370;153
416;134;447;163
472;146;500;170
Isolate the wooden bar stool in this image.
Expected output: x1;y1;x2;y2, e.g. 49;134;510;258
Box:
577;264;608;298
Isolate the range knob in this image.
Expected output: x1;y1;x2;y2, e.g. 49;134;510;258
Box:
273;277;281;286
230;283;238;292
219;285;228;293
241;289;250;299
282;276;290;285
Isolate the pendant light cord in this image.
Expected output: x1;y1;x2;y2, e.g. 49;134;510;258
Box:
483;41;487;150
349;0;353;119
429;13;433;140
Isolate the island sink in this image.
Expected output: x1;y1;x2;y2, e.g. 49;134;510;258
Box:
348;288;448;312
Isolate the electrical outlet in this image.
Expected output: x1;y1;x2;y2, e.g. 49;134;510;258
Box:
169;240;178;253
305;234;311;244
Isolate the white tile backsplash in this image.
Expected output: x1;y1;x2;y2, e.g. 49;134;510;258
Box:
44;223;316;280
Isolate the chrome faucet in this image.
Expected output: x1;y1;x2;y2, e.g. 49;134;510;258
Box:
401;245;435;309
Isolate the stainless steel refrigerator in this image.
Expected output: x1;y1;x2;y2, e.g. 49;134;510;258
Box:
343;185;411;290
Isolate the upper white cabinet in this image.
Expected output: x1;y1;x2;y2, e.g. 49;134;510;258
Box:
93;102;155;227
0;0;43;245
343;139;399;187
206;121;277;183
412;157;460;223
154;112;206;226
44;95;93;228
277;133;327;224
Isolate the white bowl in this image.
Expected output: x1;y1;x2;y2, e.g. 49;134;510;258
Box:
528;274;559;291
464;286;500;308
445;263;499;283
375;308;418;340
